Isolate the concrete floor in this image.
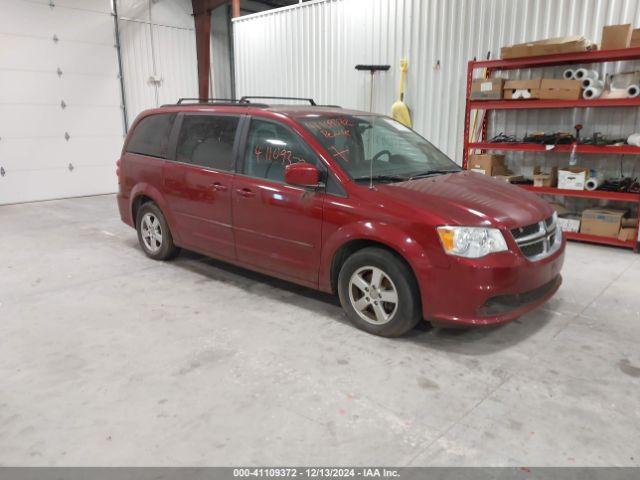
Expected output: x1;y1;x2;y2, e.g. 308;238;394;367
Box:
1;194;639;466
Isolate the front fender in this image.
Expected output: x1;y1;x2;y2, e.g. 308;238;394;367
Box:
318;220;434;294
129;183;183;245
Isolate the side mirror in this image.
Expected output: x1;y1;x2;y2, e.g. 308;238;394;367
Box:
284;162;320;187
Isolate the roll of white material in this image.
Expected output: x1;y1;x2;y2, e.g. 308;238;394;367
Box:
583;85;603;99
582;78;604;89
627;133;640;147
512;89;532;99
575;68;599;81
585;176;604;191
563;69;575;80
627;84;640;98
611;72;640;94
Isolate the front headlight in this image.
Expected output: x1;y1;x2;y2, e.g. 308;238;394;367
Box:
437;226;508;258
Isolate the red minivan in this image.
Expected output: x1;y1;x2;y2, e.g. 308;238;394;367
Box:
117;97;565;337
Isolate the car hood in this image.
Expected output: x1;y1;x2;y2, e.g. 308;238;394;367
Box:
377;171;554;229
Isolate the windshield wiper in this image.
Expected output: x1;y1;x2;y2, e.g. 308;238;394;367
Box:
353;174;407;184
409;169;460;180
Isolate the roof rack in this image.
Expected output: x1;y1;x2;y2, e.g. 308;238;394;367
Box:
175;98;250;105
240;96;317;106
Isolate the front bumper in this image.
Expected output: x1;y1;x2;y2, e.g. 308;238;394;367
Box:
421;239;565;327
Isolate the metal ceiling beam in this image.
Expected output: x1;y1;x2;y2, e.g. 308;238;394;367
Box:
192;0;226;16
192;0;291;101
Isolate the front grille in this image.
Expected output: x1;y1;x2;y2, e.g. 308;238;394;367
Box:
520;241;544;258
511;215;561;261
511;223;541;239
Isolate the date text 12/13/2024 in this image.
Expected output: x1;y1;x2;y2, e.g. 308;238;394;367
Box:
233;468;400;478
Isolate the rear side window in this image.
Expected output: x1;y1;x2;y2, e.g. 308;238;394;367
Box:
126;113;176;158
242;119;317;182
175;115;240;171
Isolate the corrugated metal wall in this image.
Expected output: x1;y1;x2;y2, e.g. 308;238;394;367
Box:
117;0;199;126
233;0;640;171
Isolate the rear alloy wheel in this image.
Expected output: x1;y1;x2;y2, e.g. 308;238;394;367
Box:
338;247;422;337
140;212;162;254
136;202;180;260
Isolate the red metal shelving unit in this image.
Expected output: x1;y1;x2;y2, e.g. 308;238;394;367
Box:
463;47;640;251
469;98;640;110
469;142;640;155
564;232;636;248
518;185;640;202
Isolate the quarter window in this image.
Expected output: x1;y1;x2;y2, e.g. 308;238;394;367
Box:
243;119;317;182
126;113;176;158
176;115;240;171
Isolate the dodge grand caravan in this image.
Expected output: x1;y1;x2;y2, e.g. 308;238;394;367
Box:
117;97;565;337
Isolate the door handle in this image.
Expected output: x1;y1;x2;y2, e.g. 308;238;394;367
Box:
236;187;256;198
211;182;228;192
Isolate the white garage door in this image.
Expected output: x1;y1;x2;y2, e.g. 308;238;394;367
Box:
0;0;124;205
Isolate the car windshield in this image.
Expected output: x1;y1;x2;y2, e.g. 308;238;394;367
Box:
299;114;461;183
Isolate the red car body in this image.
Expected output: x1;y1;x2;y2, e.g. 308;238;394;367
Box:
117;103;564;327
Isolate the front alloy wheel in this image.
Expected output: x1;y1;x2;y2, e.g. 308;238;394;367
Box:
338;247;422;337
348;266;399;325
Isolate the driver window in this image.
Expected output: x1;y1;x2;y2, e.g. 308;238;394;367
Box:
243;119;317;182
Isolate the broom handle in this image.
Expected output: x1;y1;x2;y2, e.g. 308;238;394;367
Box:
398;60;408;101
369;71;375;112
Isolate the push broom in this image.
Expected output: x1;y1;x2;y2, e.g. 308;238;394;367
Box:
391;59;412;127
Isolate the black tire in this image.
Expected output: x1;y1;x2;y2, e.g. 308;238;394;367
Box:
136;202;180;260
337;247;422;337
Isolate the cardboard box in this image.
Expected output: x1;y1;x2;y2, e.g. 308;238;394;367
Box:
504;79;542;100
492;174;524;183
539;79;582;100
533;167;558;187
558;167;589;190
601;24;632;50
622;217;639;228
580;208;626;238
467;154;508;176
501;36;595;59
521;165;541;179
470;78;504;100
631;29;640;48
618;227;637;242
558;215;581;233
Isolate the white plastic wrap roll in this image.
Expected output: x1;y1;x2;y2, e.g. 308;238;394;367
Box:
585;176;604;191
563;69;575;80
583;85;603;99
575;68;599;81
582;78;604;89
627;84;640;98
512;89;532;99
627;133;640;147
611;72;640;94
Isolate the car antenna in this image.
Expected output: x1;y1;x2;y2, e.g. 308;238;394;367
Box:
355;65;390;189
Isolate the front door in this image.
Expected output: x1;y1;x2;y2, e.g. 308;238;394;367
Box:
232;118;324;285
163;113;241;260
